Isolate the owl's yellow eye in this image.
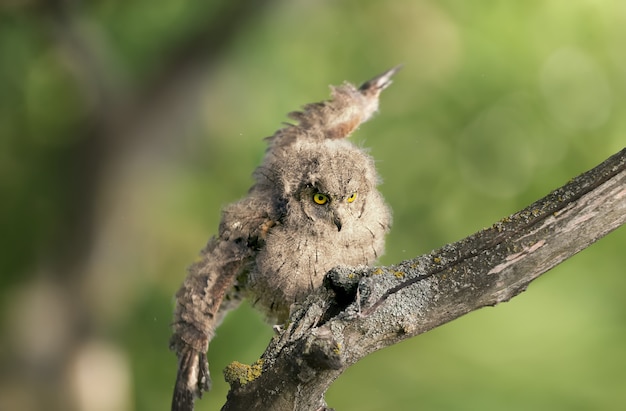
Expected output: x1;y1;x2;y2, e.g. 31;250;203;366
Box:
347;192;357;203
313;193;329;205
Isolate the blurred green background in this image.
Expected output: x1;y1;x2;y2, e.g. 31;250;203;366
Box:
1;1;625;410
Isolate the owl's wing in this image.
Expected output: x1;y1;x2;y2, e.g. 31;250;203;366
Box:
170;197;276;411
266;65;401;151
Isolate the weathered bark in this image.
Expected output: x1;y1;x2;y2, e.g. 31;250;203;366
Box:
221;147;626;411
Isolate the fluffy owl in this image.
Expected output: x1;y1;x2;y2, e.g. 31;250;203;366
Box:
170;67;399;411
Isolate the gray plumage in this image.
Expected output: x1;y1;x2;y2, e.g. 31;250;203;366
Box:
170;66;399;411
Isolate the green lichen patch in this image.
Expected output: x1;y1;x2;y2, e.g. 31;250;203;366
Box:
223;359;264;386
333;342;342;355
393;271;405;279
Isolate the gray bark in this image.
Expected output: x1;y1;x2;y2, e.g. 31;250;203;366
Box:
221;147;626;411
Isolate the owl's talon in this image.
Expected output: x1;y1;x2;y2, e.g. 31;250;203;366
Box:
272;324;284;334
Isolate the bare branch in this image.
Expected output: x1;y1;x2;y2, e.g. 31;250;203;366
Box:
221;147;626;411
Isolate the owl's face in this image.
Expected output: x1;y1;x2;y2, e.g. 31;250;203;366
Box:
295;179;365;232
276;140;378;234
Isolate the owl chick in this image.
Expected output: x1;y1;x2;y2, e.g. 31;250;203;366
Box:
170;66;399;411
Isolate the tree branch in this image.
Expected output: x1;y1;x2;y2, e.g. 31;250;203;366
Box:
221;147;626;411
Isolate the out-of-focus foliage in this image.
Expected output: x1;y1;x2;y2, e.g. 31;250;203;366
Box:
0;1;624;410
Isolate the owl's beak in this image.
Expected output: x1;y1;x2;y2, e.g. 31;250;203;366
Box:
333;216;343;231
